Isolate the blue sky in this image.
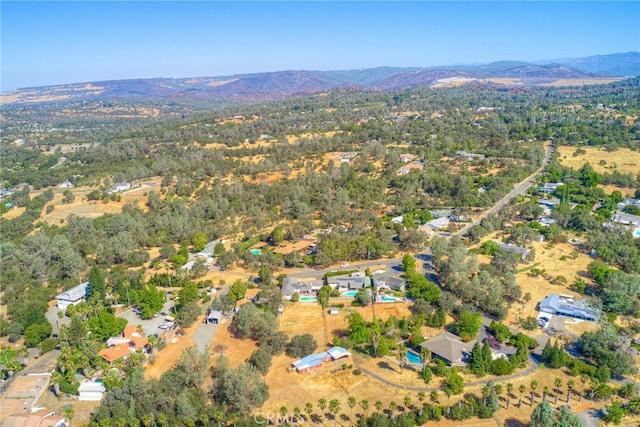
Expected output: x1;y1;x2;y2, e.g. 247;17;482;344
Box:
2;1;639;91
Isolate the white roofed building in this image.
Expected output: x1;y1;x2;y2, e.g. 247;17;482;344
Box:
56;282;88;311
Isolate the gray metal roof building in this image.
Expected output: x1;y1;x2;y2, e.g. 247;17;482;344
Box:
539;293;599;321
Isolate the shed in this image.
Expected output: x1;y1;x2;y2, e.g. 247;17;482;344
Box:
207;309;223;324
78;380;107;401
329;308;339;315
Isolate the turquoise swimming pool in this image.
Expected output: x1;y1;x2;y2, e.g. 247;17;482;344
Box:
299;296;317;302
343;291;357;297
634;229;640;238
381;296;396;302
250;249;262;255
406;351;422;364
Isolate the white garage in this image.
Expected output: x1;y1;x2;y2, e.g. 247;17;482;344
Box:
78;380;107;401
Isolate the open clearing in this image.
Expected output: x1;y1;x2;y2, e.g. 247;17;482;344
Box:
474;233;595;329
556;146;640;175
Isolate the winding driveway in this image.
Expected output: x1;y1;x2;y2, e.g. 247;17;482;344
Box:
355;355;539;393
454;142;554;238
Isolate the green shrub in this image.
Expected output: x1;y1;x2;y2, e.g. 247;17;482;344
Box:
59;379;79;395
38;338;58;354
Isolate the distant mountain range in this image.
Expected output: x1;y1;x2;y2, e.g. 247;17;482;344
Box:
2;52;638;106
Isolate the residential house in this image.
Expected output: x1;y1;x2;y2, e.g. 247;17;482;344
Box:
399;153;416;163
326;276;370;290
57;180;73;188
292;346;351;373
429;209;452;219
612;212;640;228
456;151;485;161
538;197;560;208
449;213;470;222
372;273;406;292
495;241;531;261
397;161;424;175
3;409;66;427
0;188;13;199
539;293;599;321
391;216;404;224
196;239;224;258
281;278;323;300
97;344;132;364
78;380;107;401
107;182;132;194
538;183;564;194
339;152;359;163
425;217;450;231
56;282;88;312
99;326;148;363
419;332;476;367
273;239;315;255
616;198;640;211
538;217;556;227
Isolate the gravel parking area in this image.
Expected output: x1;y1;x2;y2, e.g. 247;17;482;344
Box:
191;322;219;353
118;299;176;336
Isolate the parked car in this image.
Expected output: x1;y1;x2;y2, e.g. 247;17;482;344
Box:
538;316;550;327
176;329;186;336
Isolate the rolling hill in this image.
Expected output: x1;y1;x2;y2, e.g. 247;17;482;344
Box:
1;52;637;106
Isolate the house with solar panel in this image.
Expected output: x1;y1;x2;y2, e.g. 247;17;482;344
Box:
56;281;89;312
291;346;351;373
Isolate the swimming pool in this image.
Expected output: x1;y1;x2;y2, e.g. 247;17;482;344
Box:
343;291;357;297
250;249;262;255
299;296;317;302
406;351;422;364
380;296;397;302
633;229;640;238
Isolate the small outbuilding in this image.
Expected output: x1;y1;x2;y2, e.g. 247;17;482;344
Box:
78;380;107;401
207;309;223;324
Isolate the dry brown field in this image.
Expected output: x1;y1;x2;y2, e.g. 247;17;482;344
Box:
539;78;625;87
286;131;340;144
556;146;640;175
474;233;595;329
598;184;636;196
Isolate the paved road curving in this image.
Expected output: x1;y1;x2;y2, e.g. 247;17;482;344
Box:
355;355;539;393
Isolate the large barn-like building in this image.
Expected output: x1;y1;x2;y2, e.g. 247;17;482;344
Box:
291;346;351;373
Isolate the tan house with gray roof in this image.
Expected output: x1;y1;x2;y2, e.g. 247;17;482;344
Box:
419;332;476;367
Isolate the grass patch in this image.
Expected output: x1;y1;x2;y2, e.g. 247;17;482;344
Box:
516;262;541;274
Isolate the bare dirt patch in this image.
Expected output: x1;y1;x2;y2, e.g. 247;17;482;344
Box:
556;146;640;175
144;317;205;380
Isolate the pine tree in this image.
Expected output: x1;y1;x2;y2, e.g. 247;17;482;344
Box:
87;266;106;301
469;342;485;376
482;340;493;367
